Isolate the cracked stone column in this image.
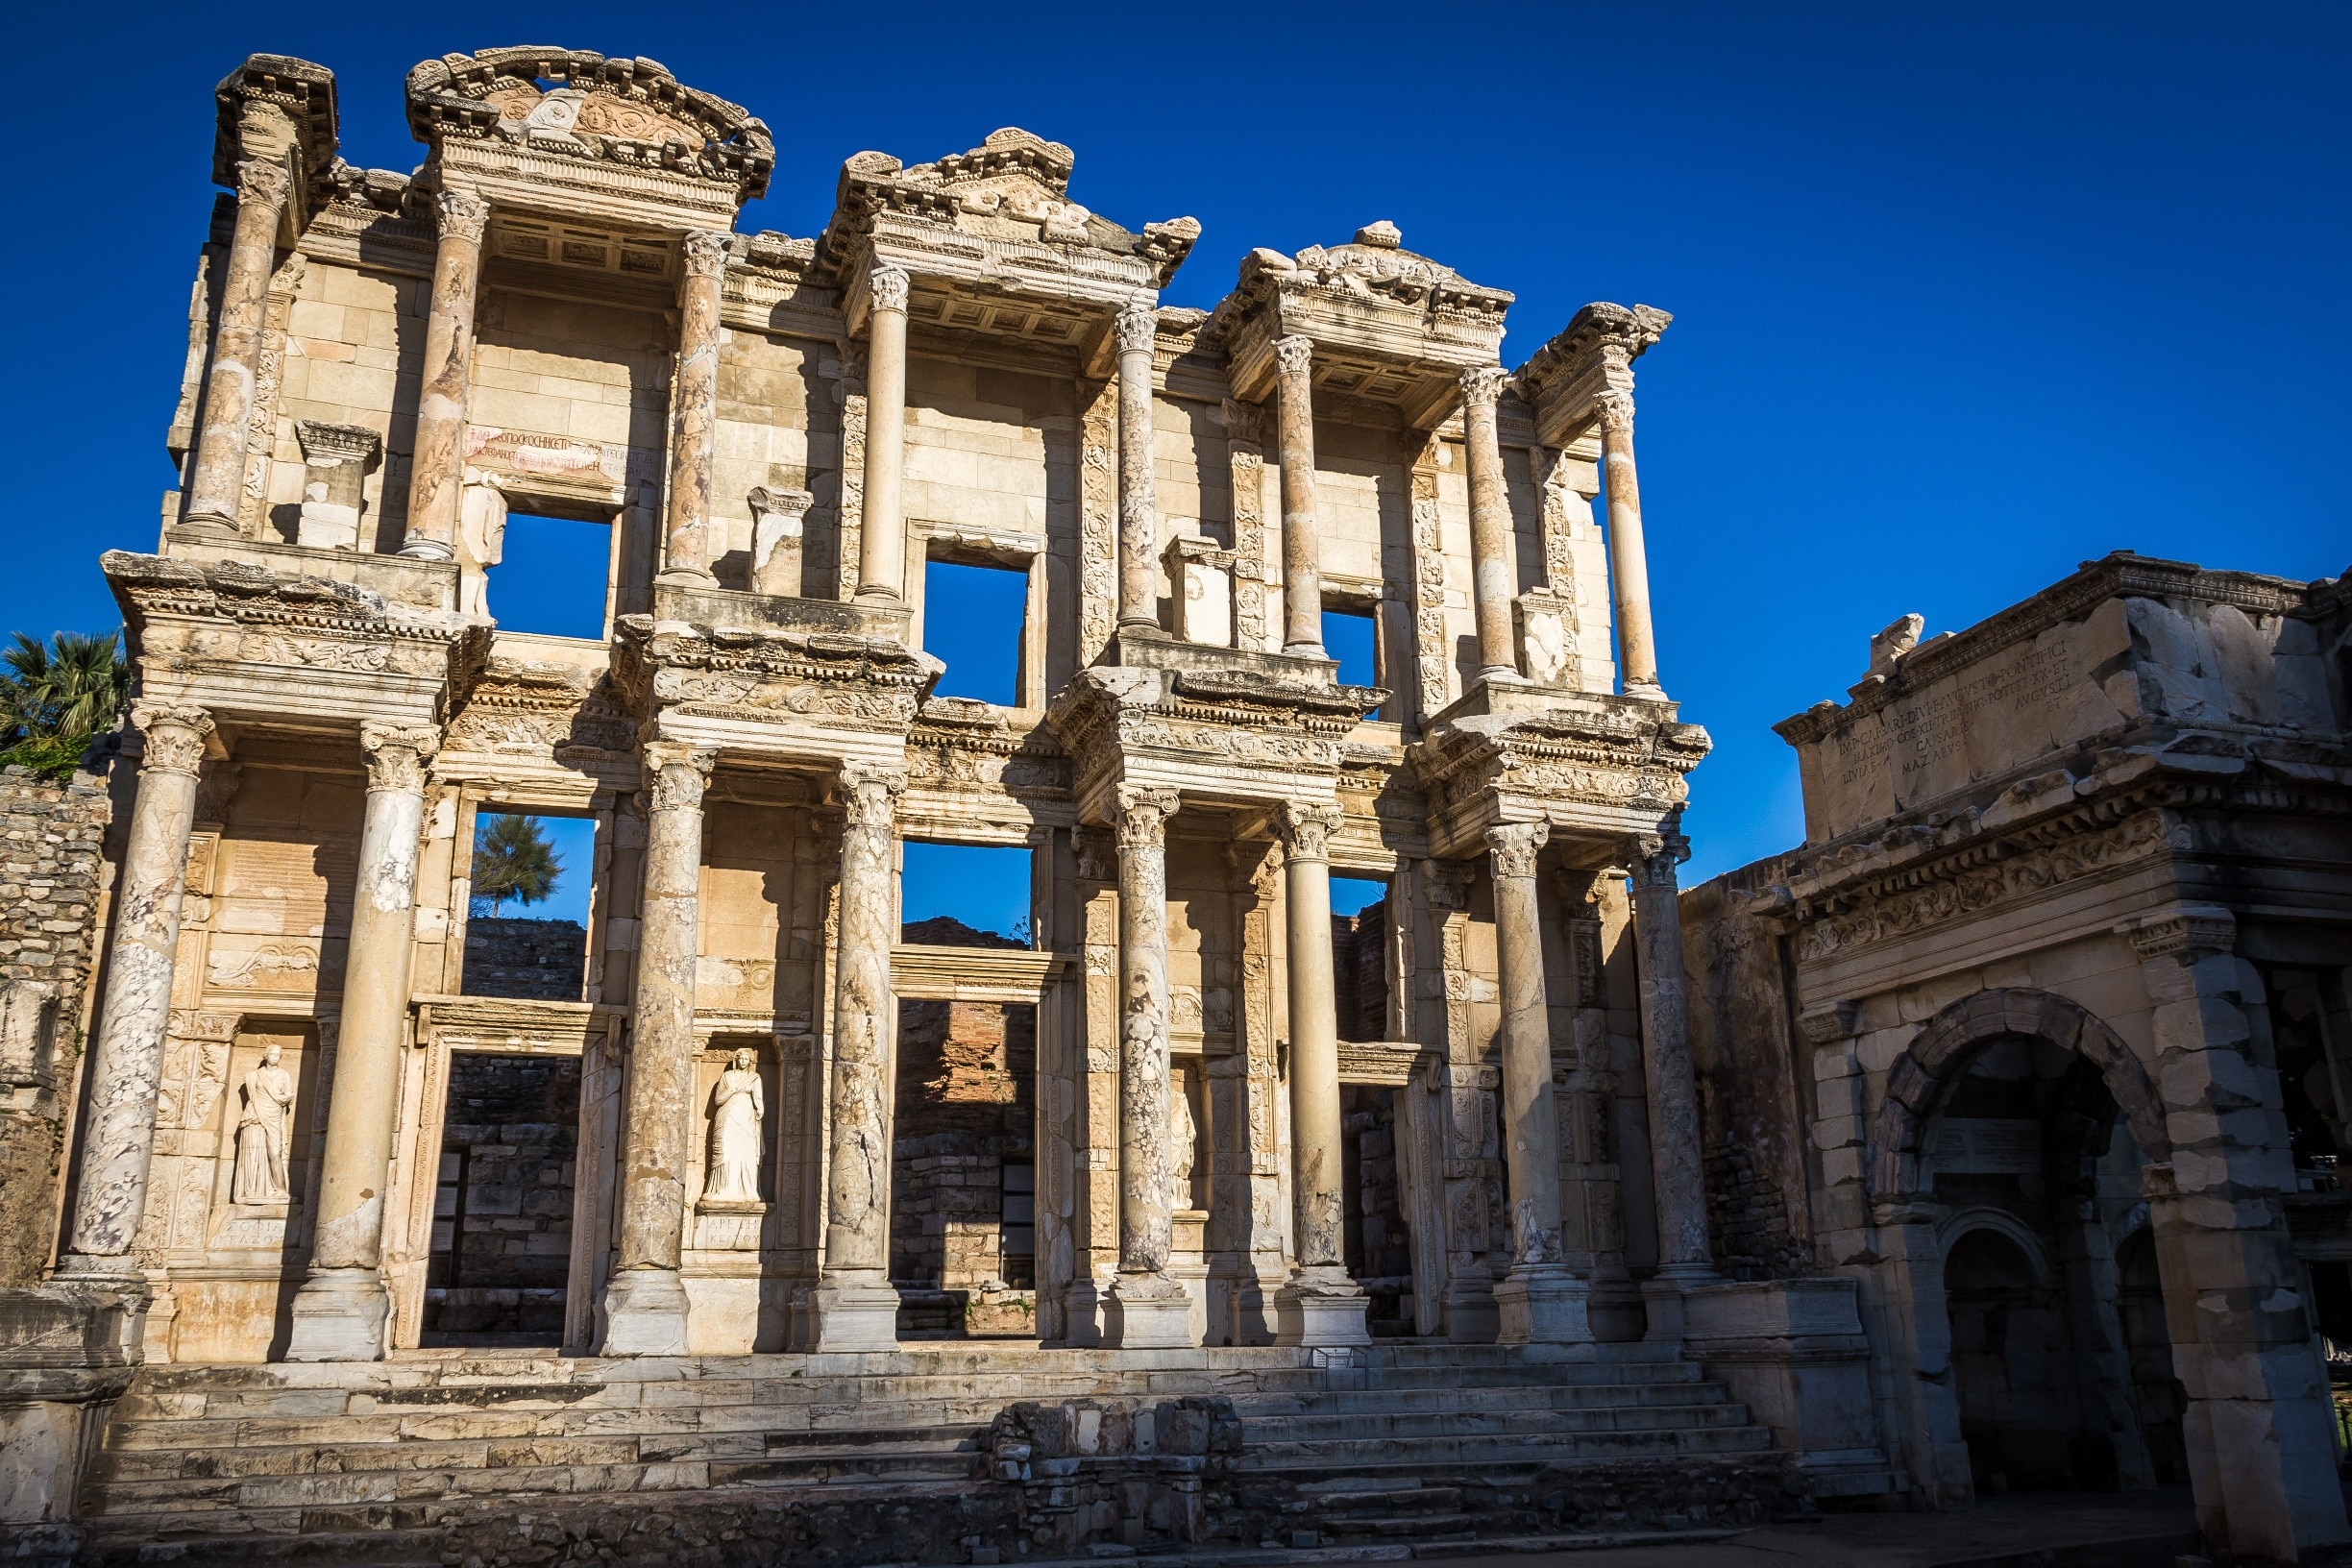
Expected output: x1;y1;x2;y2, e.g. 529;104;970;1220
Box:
397;189;489;562
284;723;440;1360
1627;835;1713;1341
1488;822;1592;1346
1272;335;1324;657
1274;801;1369;1346
1106;785;1193;1347
809;764;907;1350
182;159;290;532
599;743;714;1355
1595;391;1661;697
54;705;214;1285
1460;367;1521;684
856;265;912;603
1115;303;1161;633
656;231;731;587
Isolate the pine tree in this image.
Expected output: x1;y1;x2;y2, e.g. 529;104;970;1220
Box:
1;630;129;780
471;814;563;918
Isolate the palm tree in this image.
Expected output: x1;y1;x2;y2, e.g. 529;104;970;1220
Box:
1;630;129;780
471;814;564;918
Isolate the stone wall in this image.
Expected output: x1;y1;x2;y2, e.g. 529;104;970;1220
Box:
424;1051;580;1343
461;917;588;1001
893;998;1037;1335
1341;1085;1413;1334
0;765;112;1286
1330;902;1386;1042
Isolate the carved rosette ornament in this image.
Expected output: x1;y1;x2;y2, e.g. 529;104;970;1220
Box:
234;157;291;211
134;704;216;778
1275;801;1343;864
869;264;911;315
1594;389;1636;433
1115;303;1159;356
1273;334;1313;380
643;744;718;814
681;229;732;279
359;724;442;795
434;189;491;243
1458;365;1509;410
1486;821;1550;880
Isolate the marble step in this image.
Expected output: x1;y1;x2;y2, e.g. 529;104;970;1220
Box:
1228;1380;1727;1415
1238;1402;1755;1443
1233;1425;1777;1470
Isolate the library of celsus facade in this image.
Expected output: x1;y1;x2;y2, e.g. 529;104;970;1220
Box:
7;40;2352;1568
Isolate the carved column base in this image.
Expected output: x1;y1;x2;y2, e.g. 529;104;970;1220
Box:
1273;1266;1370;1348
807;1270;901;1353
283;1267;390;1362
653;564;719;589
175;510;240;538
599;1267;691;1358
397;537;454;563
1641;1262;1718;1345
1496;1263;1596;1348
1442;1277;1501;1344
1105;1271;1194;1349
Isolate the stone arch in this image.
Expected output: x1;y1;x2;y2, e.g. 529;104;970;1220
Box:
1938;1205;2056;1287
1867;987;2168;1206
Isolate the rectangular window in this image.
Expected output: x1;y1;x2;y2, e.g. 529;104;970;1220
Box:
1322;605;1380;690
489;513;614;640
901;840;1035;947
922;557;1028;707
463;811;597;1000
1330;876;1389;1042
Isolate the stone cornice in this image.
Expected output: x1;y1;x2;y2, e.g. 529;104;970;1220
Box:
103;551;473;649
214;54;338;201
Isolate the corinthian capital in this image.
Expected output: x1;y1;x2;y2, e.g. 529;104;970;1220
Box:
1458;365;1509;410
1594;389;1635;433
359;723;442;795
1114;785;1181;852
1484;821;1550;880
1624;831;1687;888
435;189;490;243
681;229;732;279
133;703;215;778
869;264;911;315
1275;800;1344;863
1115;303;1159;356
838;763;907;830
1273;334;1313;380
643;743;718;815
234;158;290;209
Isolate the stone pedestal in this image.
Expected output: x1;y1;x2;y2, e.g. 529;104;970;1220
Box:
806;1272;902;1353
0;1285;142;1534
1496;1264;1595;1349
1106;1272;1193;1350
1682;1278;1899;1499
1275;1268;1373;1349
600;1269;690;1358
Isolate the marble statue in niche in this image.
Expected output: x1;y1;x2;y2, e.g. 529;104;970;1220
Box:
1170;1066;1198;1212
705;1047;765;1203
231;1043;294;1205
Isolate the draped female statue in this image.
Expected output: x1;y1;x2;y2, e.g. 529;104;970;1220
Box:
231;1043;295;1204
705;1047;765;1203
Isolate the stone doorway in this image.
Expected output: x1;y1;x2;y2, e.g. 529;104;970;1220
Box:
1341;1084;1414;1336
421;1050;580;1346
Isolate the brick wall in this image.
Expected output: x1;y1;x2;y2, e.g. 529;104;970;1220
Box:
424;1050;580;1342
892;999;1037;1294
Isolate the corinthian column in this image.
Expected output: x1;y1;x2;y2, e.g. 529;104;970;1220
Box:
856;265;912;603
1460;367;1520;683
1272;335;1324;657
399;189;490;562
655;230;731;587
285;723;441;1360
1596;391;1661;697
808;764;906;1350
1626;834;1714;1340
1488;822;1592;1345
1273;801;1368;1346
600;743;714;1356
55;705;214;1283
1115;303;1161;632
183;159;290;532
1106;785;1192;1347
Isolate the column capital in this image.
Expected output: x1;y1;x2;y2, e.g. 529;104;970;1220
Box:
643;743;717;813
131;703;214;778
681;229;732;280
1275;800;1344;863
434;188;490;243
1072;823;1116;883
1458;365;1509;409
1595;388;1636;433
869;263;911;315
1484;821;1550;879
1273;334;1313;379
233;157;290;209
1422;856;1475;914
359;723;441;794
1115;302;1159;355
838;762;907;825
1114;785;1181;851
1624;831;1688;887
1220;398;1264;449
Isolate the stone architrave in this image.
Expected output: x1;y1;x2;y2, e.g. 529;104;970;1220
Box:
1115;303;1162;631
1627;834;1714;1341
600;743;715;1356
284;723;441;1361
1105;785;1192;1347
1459;367;1520;683
808;764;907;1350
183;160;291;533
855;266;912;602
655;231;731;586
1272;336;1324;657
1273;801;1370;1347
1595;391;1661;696
54;705;215;1282
400;189;490;562
1487;822;1592;1346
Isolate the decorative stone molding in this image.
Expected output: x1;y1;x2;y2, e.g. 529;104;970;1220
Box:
234;157;291;210
1072;824;1115;883
1795;1000;1861;1045
1484;821;1548;879
643;744;718;813
1594;390;1635;433
2121;904;2237;962
1115;786;1181;851
434;189;491;242
359;723;441;794
132;705;215;778
839;763;907;828
1458;365;1509;408
1273;335;1312;378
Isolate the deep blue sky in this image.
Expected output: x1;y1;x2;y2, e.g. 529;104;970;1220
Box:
13;3;2345;882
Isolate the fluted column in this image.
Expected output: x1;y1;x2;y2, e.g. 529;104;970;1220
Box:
1274;801;1368;1346
855;265;912;603
55;705;214;1283
1272;335;1324;657
1627;835;1713;1340
1596;391;1661;696
1115;303;1161;631
656;230;731;587
808;764;907;1350
182;159;290;532
1488;822;1592;1345
1460;367;1521;682
1105;785;1192;1346
284;724;441;1360
599;743;714;1356
395;189;490;561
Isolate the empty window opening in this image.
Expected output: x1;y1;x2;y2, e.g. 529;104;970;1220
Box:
923;558;1028;706
1331;876;1388;1042
423;1051;580;1347
1341;1084;1413;1337
892;997;1038;1339
902;841;1034;947
485;512;613;640
1322;606;1379;689
464;812;595;1000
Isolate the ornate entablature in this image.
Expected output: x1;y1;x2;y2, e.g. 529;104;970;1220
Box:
213;54;339;228
406;47;773;229
1207;221;1513;427
440;653;639;790
1513;302;1672;448
899;699;1074;844
102;550;481;736
1410;694;1708;861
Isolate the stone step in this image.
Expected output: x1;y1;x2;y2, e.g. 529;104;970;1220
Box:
1234;1425;1777;1470
1321;1512;1482;1539
1228;1380;1727;1416
1239;1402;1755;1443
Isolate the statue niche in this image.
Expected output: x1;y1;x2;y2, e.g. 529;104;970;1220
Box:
704;1046;765;1205
231;1043;295;1205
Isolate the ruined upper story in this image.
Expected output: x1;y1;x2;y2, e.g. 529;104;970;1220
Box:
154;46;1680;745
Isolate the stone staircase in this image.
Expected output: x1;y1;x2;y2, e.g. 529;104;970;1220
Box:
66;1344;1785;1565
